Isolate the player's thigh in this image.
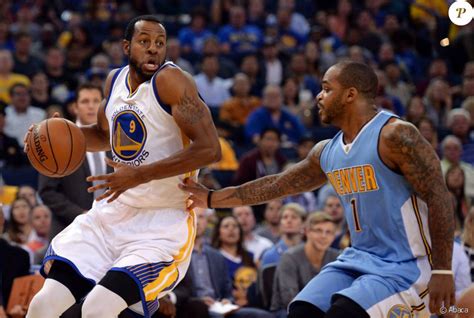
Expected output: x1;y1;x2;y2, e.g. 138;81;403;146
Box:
336;274;430;318
290;265;356;313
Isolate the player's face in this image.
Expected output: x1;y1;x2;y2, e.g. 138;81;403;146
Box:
316;66;345;125
125;20;166;81
219;216;240;245
74;88;102;125
31;206;51;236
307;222;336;251
280;209;303;235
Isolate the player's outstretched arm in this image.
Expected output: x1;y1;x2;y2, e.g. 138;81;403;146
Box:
180;140;329;209
78;69;119;152
380;119;455;314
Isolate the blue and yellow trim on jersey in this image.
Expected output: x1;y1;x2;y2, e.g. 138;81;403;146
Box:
410;195;433;267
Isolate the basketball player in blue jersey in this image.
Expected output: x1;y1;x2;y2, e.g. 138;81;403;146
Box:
180;61;455;317
24;15;221;318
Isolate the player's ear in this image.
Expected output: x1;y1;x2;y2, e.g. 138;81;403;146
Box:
345;87;357;103
123;40;130;57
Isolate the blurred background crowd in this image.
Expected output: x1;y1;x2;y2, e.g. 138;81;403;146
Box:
0;0;473;317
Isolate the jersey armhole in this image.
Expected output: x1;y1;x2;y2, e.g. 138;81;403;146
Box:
104;67;124;112
377;116;404;176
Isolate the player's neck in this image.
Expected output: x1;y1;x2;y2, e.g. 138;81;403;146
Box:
128;70;148;92
340;106;377;144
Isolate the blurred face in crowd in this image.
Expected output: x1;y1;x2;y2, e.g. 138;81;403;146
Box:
265;200;283;226
385;64;401;83
195;208;208;238
305;41;319;63
306;221;336;252
451;114;470;138
11;85;31;112
241;55;259;77
429;60;447;78
0;49;14;74
283;78;298;101
428;79;450;103
15;35;32;55
31;72;49;94
125;20;167;81
202;56;219;78
418;119;435;143
291;54;307;75
31;205;52;237
297;140;315;159
74;88;102;125
46;48;65;70
443;138;462;164
18;185;36;206
406;96;425;122
219;216;241;246
463;63;474;97
378;43;394;62
166;38;181;61
263;85;283;111
230;6;246;29
258;130;280;156
446;166;464;191
233;206;255;235
324;195;344;222
11;198;31;226
233;73;251;97
280;208;304;235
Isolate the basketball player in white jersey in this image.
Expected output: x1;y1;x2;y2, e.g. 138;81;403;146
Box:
180;61;455;317
25;15;221;318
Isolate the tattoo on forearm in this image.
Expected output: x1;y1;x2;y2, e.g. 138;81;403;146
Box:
214;143;328;206
386;123;454;268
176;89;205;125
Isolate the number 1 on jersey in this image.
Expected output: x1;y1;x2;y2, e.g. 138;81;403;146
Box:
350;198;362;232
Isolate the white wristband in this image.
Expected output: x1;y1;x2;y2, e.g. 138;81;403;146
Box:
431;270;454;275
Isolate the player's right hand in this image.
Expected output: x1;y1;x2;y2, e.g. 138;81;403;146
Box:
178;178;209;209
23;112;61;153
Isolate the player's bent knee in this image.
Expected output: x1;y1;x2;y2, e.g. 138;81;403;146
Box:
27;292;62;318
325;295;369;318
288;301;325;318
82;285;128;318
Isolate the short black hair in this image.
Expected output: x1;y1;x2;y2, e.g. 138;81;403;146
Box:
124;15;163;41
335;61;378;100
76;83;104;101
260;128;281;140
9;83;29;96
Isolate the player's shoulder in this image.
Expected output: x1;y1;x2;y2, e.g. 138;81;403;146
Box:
154;63;193;88
380;118;420;145
104;67;124;97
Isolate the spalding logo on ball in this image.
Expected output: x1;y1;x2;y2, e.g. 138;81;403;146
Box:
27;118;86;178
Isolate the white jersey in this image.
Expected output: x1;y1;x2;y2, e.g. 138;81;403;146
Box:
105;62;196;209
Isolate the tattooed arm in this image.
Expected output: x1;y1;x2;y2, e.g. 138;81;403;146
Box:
180;140;329;209
86;67;221;202
139;67;221;180
380;118;455;313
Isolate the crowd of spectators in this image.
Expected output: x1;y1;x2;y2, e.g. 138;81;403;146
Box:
0;0;473;317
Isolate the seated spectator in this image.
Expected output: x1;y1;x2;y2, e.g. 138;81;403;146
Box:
261;203;305;267
0;204;30;316
17;185;38;207
184;208;273;318
178;7;213;59
245;85;306;146
233;206;273;263
0;106;28;171
219;73;261;130
416;116;439;153
255;199;283;243
28;204;51;263
404;95;426;125
194;54;230;113
217;5;263;59
29;72;58;110
166;38;194;75
0;49;30;105
200;37;238;79
453;241;472;301
461;208;474;282
211;215;257;308
322;195;348;249
447;109;474;166
4;197;33;245
4;83;46;146
271;212;340;316
12;32;42;78
240;54;266;98
233;128;287;186
423;77;453;128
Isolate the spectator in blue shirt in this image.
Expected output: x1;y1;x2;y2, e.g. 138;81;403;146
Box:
217;5;263;59
260;203;305;267
178;8;213;60
245;84;306;145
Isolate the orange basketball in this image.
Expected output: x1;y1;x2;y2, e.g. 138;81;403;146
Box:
26;118;86;178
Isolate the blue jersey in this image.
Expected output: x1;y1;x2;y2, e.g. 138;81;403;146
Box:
320;111;432;264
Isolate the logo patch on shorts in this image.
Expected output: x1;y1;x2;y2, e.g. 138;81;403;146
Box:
387;304;412;318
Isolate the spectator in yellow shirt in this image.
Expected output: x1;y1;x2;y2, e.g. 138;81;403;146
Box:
0;49;30;105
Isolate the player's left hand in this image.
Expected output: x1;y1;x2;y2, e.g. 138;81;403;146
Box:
158;296;176;318
87;157;145;203
427;273;455;314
